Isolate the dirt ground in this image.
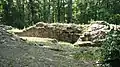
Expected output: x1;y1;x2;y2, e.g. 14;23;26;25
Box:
0;25;99;67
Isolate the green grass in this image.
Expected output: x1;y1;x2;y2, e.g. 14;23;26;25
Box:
72;47;101;61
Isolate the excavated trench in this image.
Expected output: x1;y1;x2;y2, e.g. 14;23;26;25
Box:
15;22;86;43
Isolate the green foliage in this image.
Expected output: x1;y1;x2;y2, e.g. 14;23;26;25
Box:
72;0;120;24
0;0;120;28
101;29;120;67
108;14;120;25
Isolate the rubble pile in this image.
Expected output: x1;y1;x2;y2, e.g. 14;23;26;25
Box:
74;21;120;46
0;25;25;46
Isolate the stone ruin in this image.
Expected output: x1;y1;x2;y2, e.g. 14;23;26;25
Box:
15;21;120;46
74;21;120;46
15;22;84;43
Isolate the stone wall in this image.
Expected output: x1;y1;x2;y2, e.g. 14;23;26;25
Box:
74;21;120;46
15;22;84;43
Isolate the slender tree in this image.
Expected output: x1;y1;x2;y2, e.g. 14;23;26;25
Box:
67;0;72;23
62;0;65;23
57;0;60;22
43;0;46;22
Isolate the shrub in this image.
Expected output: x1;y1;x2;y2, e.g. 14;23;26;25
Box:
101;29;120;67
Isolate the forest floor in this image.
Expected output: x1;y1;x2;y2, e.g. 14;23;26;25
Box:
0;25;101;67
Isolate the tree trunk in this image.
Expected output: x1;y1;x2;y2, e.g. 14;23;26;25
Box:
57;0;60;22
67;0;72;23
43;0;46;22
48;0;51;23
63;0;65;23
29;0;34;23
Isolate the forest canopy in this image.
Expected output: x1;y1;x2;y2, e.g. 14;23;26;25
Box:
0;0;120;28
